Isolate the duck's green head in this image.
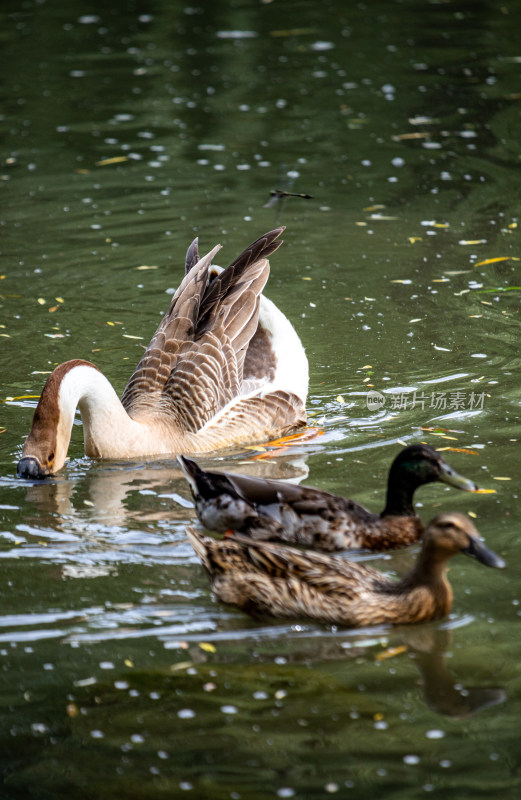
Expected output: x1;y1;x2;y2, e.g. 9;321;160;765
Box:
383;444;478;516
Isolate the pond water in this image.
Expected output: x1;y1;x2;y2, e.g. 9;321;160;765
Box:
1;0;521;797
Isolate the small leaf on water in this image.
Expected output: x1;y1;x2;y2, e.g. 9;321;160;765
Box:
375;645;407;661
474;256;520;267
96;156;129;166
170;661;193;672
436;447;479;455
199;642;216;654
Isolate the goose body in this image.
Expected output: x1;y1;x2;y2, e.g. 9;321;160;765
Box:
187;512;505;626
17;228;308;478
179;445;479;552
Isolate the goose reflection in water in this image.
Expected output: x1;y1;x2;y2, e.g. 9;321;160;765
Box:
21;453;310;528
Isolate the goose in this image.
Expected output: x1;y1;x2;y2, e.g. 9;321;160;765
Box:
17;228;308;479
186;512;505;626
178;444;479;552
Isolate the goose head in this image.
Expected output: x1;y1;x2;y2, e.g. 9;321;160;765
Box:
17;359;97;479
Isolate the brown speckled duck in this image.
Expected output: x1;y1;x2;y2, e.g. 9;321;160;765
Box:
179;445;479;552
186;512;505;626
17;228;308;479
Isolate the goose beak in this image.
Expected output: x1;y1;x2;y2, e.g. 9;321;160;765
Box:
17;456;48;480
462;537;506;569
438;462;479;492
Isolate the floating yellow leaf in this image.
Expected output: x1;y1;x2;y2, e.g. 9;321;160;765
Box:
508;222;518;229
493;476;511;481
124;659;134;668
336;395;345;404
56;297;64;303
7;394;40;400
375;645;407;661
48;306;58;313
474;256;520;267
302;276;312;280
37;298;45;305
107;321;115;326
459;239;486;245
199;642;216;654
392;132;430;141
170;661;193;672
96;156;129;166
122;334;143;339
363;205;386;211
0;427;6;434
433;223;450;229
136;265;159;270
408;236;422;243
436;447;479;455
468;511;477;519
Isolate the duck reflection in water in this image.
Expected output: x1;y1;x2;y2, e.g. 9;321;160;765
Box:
402;627;507;718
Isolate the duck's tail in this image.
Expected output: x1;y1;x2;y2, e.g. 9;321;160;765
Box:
186;525;213;570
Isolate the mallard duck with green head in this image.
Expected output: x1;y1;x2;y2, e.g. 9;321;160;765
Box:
187;512;505;626
179;444;480;552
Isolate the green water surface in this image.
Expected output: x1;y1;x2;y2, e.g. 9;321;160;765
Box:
1;1;520;797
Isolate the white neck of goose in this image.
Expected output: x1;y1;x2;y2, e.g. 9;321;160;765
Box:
59;364;131;454
51;364;160;469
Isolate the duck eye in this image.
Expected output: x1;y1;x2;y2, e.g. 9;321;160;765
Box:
48;452;55;462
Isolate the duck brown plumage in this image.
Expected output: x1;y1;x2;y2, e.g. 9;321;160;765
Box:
187;512;505;627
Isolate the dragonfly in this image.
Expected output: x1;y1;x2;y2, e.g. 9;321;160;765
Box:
263;188;314;208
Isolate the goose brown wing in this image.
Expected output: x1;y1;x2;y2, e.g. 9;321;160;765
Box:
121;228;284;430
